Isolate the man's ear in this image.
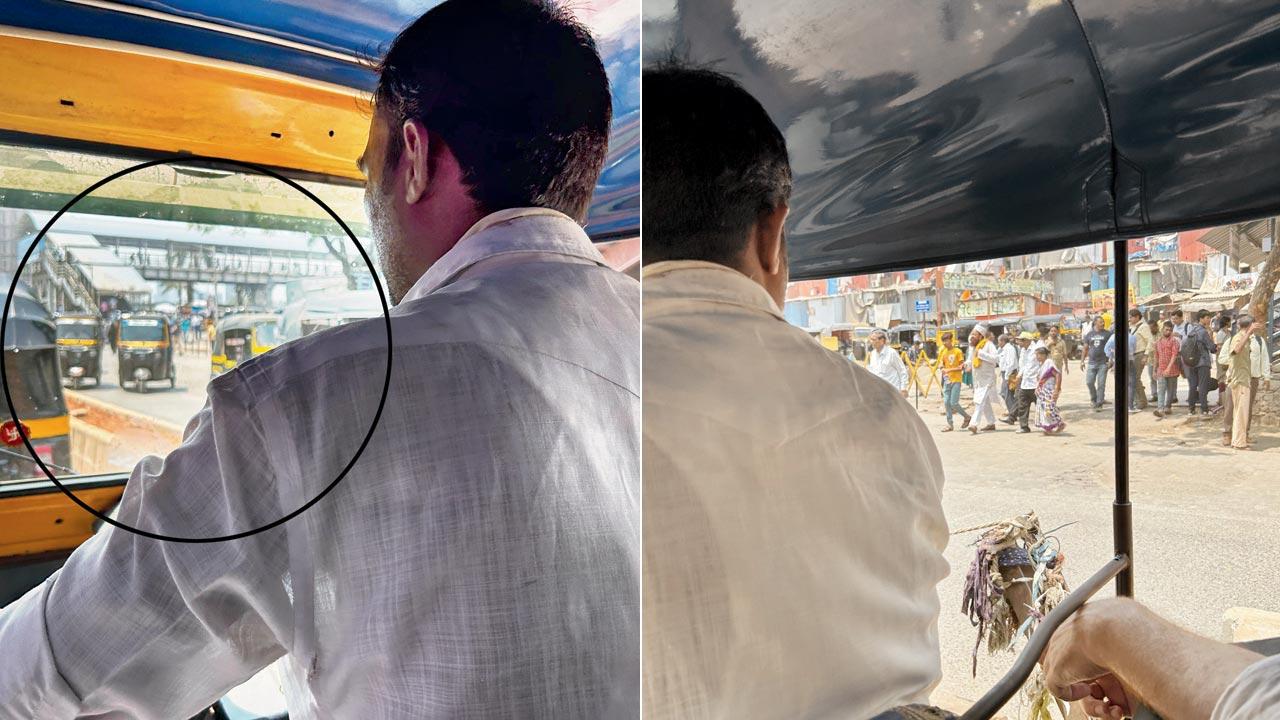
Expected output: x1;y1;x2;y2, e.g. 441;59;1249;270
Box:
400;119;431;205
754;203;789;274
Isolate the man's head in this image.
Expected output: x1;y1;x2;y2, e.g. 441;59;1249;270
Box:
943;333;955;349
362;0;611;303
1198;309;1213;327
1093;317;1105;331
643;63;793;306
998;333;1010;346
1238;314;1254;332
870;329;888;351
1173;309;1185;323
1018;333;1033;348
970;324;987;345
1129;308;1142;322
1162;320;1173;337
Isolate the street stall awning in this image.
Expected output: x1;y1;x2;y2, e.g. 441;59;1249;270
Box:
1182;290;1252;314
648;1;1280;278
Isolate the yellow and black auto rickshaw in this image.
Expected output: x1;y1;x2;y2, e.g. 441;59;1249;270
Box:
54;313;103;389
211;313;281;377
1;279;72;482
115;312;175;393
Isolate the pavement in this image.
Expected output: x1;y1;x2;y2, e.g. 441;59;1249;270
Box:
919;367;1280;715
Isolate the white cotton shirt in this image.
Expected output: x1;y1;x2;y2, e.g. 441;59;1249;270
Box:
0;209;641;720
998;343;1019;375
1213;654;1280;719
642;260;950;720
868;345;909;391
1250;335;1271;379
1019;345;1043;390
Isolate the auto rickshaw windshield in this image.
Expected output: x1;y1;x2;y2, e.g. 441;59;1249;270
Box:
56;323;97;340
120;320;165;342
254;321;280;346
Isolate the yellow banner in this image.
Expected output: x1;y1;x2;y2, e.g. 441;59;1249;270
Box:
56;338;96;346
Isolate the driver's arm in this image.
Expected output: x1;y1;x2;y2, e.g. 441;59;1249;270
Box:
0;374;291;720
1042;597;1267;720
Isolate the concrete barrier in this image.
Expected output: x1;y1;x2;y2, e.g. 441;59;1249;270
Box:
69;417;120;474
1224;606;1280;643
64;390;185;440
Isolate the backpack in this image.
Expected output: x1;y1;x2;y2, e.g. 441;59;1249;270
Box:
1179;329;1203;366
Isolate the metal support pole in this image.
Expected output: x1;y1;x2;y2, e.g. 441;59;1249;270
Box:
1113;240;1134;597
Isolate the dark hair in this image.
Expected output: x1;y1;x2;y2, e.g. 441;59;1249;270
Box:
642;62;792;265
1172;309;1185;318
1162;321;1174;330
1197;309;1212;322
374;0;611;221
1129;308;1142;319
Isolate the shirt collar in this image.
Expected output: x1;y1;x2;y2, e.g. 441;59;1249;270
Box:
642;260;785;321
401;207;605;302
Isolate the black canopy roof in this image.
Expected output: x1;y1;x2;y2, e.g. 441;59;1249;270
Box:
645;0;1280;279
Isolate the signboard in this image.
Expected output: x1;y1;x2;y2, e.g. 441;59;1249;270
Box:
989;295;1025;316
958;299;989;319
1;420;30;447
915;299;933;313
1090;288;1138;310
943;273;1052;294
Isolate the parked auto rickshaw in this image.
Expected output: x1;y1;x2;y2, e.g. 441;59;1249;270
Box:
54;313;103;389
1;278;73;482
115;312;175;393
211;313;281;377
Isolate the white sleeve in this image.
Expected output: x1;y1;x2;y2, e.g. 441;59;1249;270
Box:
1212;654;1280;720
0;375;292;720
893;351;909;390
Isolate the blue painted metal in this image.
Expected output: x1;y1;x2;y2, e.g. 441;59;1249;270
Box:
646;0;1280;278
0;0;639;239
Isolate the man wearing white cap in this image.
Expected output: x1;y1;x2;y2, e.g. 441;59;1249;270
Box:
965;324;1000;433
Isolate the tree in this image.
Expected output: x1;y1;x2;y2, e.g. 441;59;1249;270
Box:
314;235;360;291
1248;217;1279;330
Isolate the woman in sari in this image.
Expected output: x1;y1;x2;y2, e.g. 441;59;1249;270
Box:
1035;345;1065;434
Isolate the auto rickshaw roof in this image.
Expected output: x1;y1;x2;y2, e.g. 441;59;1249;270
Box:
647;0;1280;279
218;313;281;333
55;314;101;323
0;1;639;240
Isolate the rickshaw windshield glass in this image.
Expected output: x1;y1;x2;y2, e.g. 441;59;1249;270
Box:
120;320;164;342
4;348;64;418
57;323;97;340
3;319;55;347
254;321;280;346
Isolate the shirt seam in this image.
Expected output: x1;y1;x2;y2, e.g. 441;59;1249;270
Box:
234;337;638;407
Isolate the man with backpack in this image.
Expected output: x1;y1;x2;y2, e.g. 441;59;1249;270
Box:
1183;309;1217;415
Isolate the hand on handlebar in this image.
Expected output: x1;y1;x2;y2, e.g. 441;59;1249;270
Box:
1040;601;1134;719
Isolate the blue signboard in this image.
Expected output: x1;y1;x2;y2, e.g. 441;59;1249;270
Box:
915;299;933;313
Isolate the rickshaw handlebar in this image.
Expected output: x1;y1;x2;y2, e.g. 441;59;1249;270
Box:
959;553;1132;720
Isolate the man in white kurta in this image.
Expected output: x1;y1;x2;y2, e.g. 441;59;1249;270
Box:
0;3;639;717
868;329;910;394
644;62;948;720
644;263;949;719
967;325;1001;433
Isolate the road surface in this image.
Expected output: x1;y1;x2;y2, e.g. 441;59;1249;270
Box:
68;345;213;428
920;366;1280;714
